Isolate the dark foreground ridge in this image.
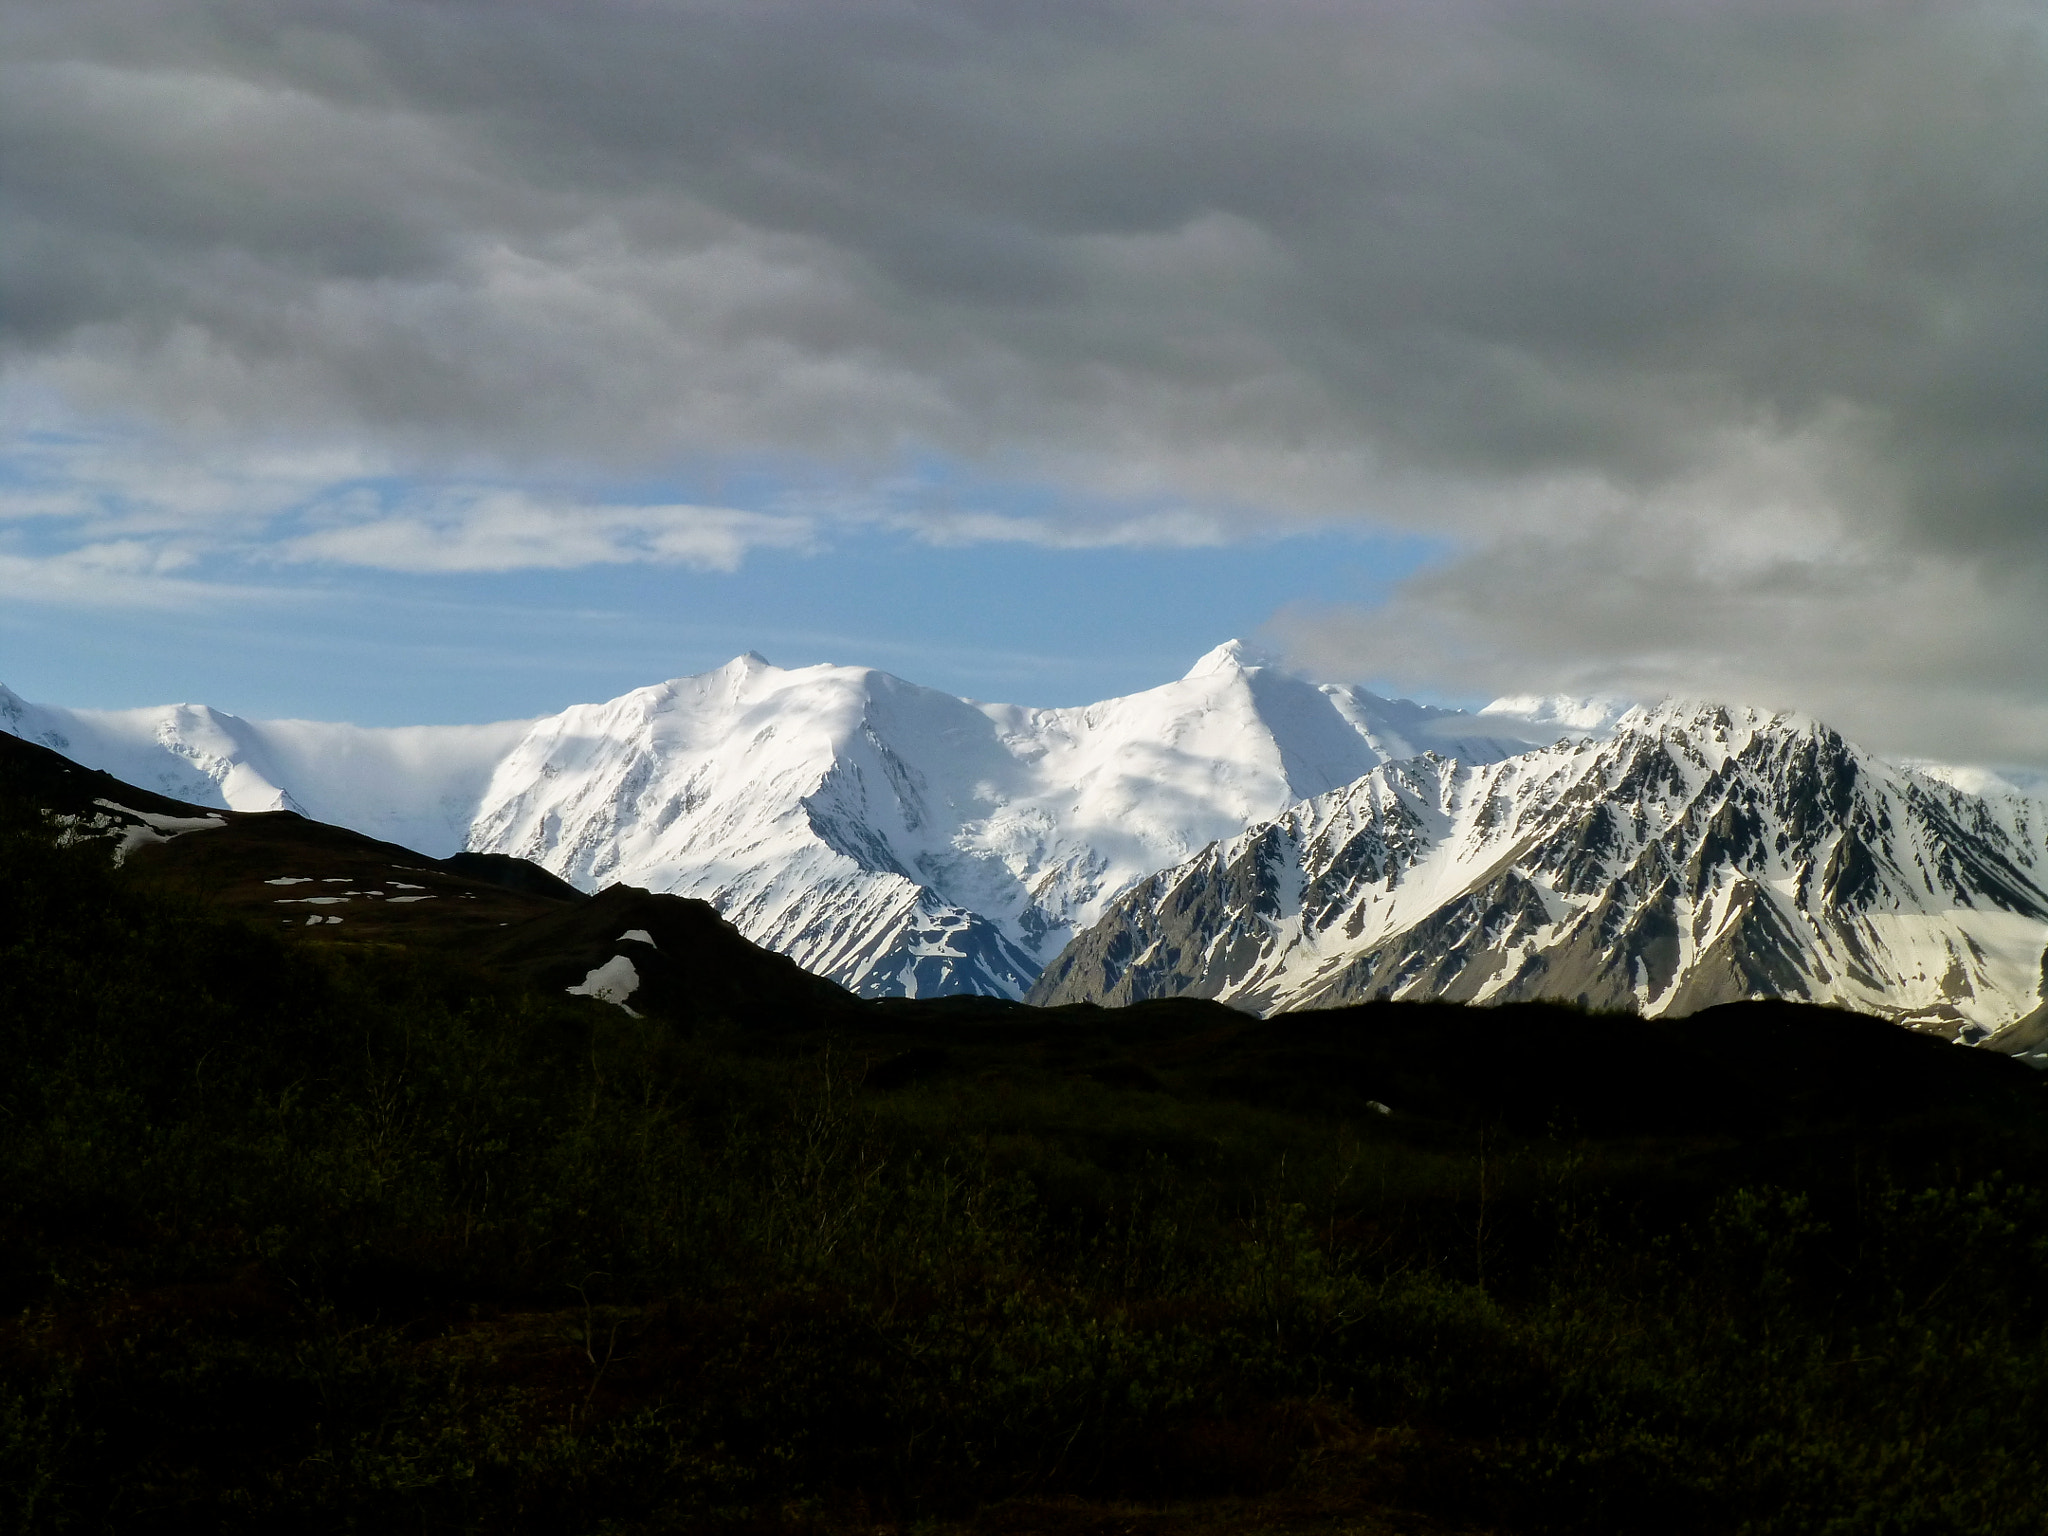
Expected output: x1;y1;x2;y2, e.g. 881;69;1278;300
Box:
6;730;2048;1534
1;727;848;1029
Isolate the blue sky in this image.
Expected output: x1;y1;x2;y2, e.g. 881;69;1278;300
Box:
0;445;1448;723
4;3;2045;764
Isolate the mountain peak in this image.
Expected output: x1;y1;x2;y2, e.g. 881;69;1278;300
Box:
1611;698;1812;742
683;651;780;696
1183;639;1281;679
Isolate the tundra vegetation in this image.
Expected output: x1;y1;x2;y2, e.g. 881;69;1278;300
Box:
3;770;2047;1534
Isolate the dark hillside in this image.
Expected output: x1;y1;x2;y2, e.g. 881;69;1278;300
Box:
0;725;579;937
5;736;2048;1533
0;728;856;1030
467;881;861;1028
0;719;244;821
869;991;2046;1140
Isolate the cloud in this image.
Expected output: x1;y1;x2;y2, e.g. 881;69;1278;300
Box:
1269;447;2048;768
0;541;274;609
886;506;1230;551
3;1;2046;748
0;401;818;580
282;489;815;573
8;3;2038;527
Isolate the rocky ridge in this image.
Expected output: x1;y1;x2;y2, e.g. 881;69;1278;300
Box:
1029;702;2048;1041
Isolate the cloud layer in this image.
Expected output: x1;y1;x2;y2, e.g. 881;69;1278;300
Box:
4;1;2046;759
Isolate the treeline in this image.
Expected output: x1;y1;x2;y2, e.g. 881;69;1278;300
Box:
3;790;2047;1532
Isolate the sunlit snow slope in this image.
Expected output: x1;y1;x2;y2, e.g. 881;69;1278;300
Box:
1031;704;2048;1035
462;643;1539;997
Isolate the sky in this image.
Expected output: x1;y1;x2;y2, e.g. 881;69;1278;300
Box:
3;1;2046;765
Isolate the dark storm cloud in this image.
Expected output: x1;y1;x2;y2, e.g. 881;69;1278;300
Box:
5;1;2037;506
4;0;2047;757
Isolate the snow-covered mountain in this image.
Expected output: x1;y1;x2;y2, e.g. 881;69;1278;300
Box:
24;659;2044;1024
1029;702;2048;1038
0;682;528;856
0;646;1541;998
461;643;1540;996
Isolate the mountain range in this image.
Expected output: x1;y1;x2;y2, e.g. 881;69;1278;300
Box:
1032;702;2048;1046
8;648;2048;1038
1;644;1540;998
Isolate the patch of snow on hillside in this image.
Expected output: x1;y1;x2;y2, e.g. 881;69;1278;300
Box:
568;955;642;1015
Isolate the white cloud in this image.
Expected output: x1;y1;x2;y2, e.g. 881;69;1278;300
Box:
0;397;821;581
0;399;1237;594
885;506;1231;551
281;490;815;573
0;542;269;609
0;392;382;537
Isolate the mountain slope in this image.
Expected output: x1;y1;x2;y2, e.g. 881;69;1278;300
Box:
0;682;529;855
461;642;1540;997
1030;703;2048;1035
0;726;856;1032
0;725;591;946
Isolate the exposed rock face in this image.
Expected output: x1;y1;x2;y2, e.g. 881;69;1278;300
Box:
1030;704;2048;1035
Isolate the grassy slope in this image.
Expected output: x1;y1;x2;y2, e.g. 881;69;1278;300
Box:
4;768;2048;1534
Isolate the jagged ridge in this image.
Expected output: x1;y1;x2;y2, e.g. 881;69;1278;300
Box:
1029;703;2048;1037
